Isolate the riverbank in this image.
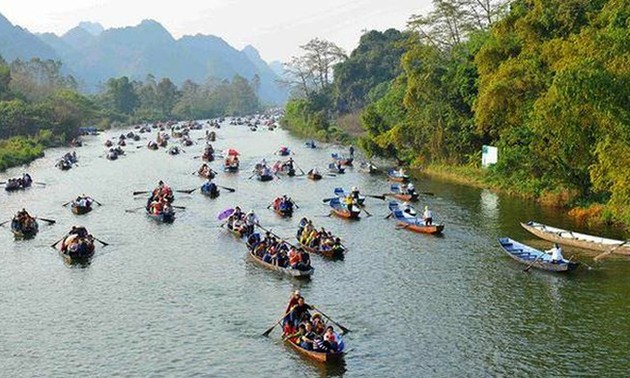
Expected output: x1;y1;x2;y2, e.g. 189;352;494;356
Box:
0;132;60;172
418;163;622;231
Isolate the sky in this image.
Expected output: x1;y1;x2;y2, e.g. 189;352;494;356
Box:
0;0;433;63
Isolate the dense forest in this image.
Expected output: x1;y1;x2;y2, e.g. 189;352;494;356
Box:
0;55;261;170
281;0;630;226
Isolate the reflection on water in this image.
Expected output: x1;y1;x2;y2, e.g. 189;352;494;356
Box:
1;122;630;376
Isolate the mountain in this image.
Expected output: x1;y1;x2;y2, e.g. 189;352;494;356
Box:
269;60;286;78
0;13;288;104
0;12;58;62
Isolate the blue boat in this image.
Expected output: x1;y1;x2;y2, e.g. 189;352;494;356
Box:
497;237;579;272
146;209;175;223
305;140;317;149
388;201;444;234
328;163;345;174
334;187;365;205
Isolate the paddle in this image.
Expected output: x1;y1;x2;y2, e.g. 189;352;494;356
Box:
594;241;628;261
217;185;235;193
34;182;46;186
262;307;294;337
385;213;393;219
37;217;56;224
395;224;410;230
248;172;257;180
312;306;351;334
133;190;150;195
61;200;73;207
0;219;11;227
359;206;372;217
172;205;186;210
420;191;435;196
366;194;386;200
176;188;197;194
523;252;548;272
90;198;103;206
94;237;110;247
327;173;337;177
50;236;64;249
322;197;337;203
125;207;145;213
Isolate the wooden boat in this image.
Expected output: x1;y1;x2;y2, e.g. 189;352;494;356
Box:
106;151;118;160
386;184;418;202
498;237;580;272
334;188;365;206
11;219;38;238
520;221;630;255
388;201;443;234
147;142;159;150
146;209;175;223
198;169;216;180
305;140;317;149
328;163;345;174
277;147;291;156
307;171;322;181
284;337;344;363
56;159;72;170
71;203;92;215
247;250;313;278
257;172;274;181
387;169;410;183
201;184;220;198
60;235;95;263
272;201;294;217
331;153;353;166
167;147;181;155
274;164;296;177
358;161;378;174
202;153;215;162
329;198;360;220
298;241;345;259
104;140;113;147
4;178;32;191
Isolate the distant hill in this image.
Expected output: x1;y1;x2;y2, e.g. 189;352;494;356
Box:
0;13;288;104
0;12;59;62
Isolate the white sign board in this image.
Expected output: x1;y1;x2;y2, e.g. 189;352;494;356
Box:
482;145;498;168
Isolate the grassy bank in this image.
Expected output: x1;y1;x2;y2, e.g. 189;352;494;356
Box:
0;131;59;172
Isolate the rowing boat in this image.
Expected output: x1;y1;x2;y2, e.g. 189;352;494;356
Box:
387;169;410;183
71;203;92;215
298;241;345;259
146;209;175;223
284;337;344;363
329;198;360;220
497;237;580;272
60;235;95;264
520;221;630;255
331;153;353;166
201;185;220;198
388;201;443;234
246;248;314;278
328;164;345;174
333;187;365;206
11;219;38;238
386;184;418;202
307;171;322;180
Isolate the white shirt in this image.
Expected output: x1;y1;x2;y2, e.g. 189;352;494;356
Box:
547;246;563;261
245;213;259;225
423;209;433;219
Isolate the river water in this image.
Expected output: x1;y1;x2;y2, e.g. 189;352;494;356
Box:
1;122;630;377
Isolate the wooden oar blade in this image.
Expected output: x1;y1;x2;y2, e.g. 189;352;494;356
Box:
133;190;149;195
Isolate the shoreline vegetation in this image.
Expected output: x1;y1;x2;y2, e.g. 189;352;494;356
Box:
279;0;630;232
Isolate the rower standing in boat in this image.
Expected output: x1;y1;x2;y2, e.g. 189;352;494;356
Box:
350;186;361;202
545;243;564;263
423;205;433;226
349;145;355;157
245;210;259;236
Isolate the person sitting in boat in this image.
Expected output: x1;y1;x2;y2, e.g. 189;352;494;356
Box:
244;210;259;236
323;326;339;352
150;199;163;215
406;183;416;195
69;225;89;238
351;186;361;201
402;202;417;216
311;313;326;335
546;243;564;263
344;194;355;213
22;173;32;186
336;160;342;171
285;157;295;171
284;323;306;344
296;248;311;271
299;322;317;351
288;247;301;269
349;145;355;156
201;179;218;195
423;205;433;226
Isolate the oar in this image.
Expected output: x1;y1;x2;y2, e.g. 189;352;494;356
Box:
34;182;46;186
90;198;103;206
262;307;294;337
94;237;110;247
594;241;628;261
420;191;435;196
366;194;386;200
523;252;548;272
385;213;393;219
322;197;337;203
217;185;235;192
312;306;351;334
0;219;11;227
125;207;145;213
326;173;337;177
51;236;65;249
61;200;73;207
248;172;257;180
395;224;410;230
37;217;56;224
360;206;372;217
133;190;150;195
172;205;186;210
176;188;197;194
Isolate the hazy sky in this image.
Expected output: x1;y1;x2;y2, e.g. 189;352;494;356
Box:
0;0;432;63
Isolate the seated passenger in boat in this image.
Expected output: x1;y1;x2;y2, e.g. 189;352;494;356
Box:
546;243;564;262
299;322;317;350
311;313;326;335
324;326;340;352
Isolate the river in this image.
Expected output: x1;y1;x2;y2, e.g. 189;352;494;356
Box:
1;121;630;377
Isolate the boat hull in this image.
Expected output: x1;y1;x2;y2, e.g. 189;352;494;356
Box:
397;221;443;234
520;221;630;255
498;237;579;272
71;205;92;215
147;211;175;223
248;251;313;278
284;338;343;363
